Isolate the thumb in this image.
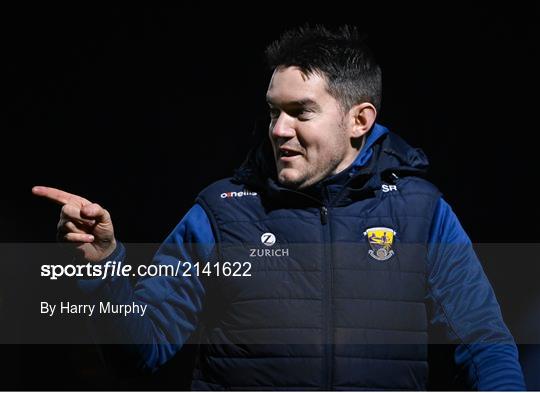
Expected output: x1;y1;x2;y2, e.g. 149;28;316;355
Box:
80;203;111;223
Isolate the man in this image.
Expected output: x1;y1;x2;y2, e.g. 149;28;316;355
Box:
33;25;526;390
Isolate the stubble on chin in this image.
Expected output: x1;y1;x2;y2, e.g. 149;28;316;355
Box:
277;169;302;189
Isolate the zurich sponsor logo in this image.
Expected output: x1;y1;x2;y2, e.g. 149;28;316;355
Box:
249;232;289;257
260;232;276;246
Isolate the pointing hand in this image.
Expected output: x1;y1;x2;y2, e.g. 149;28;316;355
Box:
32;186;117;262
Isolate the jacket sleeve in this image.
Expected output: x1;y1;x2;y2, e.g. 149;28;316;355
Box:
426;198;526;390
78;203;215;371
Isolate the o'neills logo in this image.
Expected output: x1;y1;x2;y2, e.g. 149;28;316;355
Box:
220;189;258;199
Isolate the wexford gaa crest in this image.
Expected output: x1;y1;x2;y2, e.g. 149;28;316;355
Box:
363;227;396;261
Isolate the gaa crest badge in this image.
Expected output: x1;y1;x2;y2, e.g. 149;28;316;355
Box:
363;227;396;261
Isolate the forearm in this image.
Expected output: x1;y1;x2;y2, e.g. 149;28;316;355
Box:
78;241;204;371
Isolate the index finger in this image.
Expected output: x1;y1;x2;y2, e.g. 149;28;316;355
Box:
32;186;91;207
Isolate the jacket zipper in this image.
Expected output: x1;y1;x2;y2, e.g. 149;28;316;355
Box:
320;204;333;390
320;206;328;224
272;174;375;389
276;188;340;390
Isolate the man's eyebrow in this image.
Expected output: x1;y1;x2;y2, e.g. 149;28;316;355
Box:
266;97;319;108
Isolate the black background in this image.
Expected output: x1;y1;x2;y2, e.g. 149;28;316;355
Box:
1;3;539;390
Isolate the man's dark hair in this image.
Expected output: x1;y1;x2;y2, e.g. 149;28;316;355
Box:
265;25;382;112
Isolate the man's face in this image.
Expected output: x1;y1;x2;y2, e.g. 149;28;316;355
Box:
266;66;357;190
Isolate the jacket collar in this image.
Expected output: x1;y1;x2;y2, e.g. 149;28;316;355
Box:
234;124;430;207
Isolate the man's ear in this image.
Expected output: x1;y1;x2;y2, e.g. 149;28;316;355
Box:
348;102;377;138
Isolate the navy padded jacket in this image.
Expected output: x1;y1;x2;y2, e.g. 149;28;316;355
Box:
81;125;525;390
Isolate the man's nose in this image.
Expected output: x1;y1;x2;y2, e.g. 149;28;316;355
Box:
270;113;296;139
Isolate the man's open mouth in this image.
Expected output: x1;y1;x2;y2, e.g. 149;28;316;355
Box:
279;147;302;158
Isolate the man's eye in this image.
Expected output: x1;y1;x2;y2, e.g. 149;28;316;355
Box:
268;109;280;119
294;109;312;120
268;107;312;120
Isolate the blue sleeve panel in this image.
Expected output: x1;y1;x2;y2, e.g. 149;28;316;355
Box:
79;204;215;372
427;198;526;390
